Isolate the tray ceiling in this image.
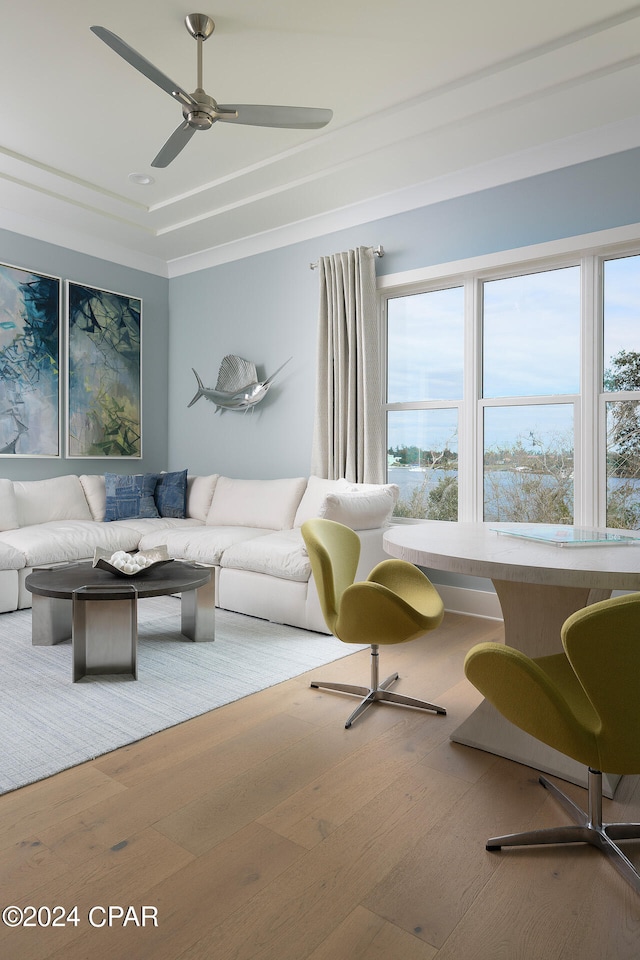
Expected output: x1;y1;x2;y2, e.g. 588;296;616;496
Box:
2;1;640;275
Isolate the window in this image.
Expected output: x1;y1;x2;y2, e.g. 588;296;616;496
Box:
383;238;640;528
387;288;463;519
481;267;579;523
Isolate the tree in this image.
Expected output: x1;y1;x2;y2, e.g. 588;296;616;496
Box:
604;350;640;472
483;431;574;523
392;430;459;520
604;350;640;527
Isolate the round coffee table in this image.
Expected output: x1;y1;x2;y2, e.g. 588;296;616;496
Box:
26;561;215;681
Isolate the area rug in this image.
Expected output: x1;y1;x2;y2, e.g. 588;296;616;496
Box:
0;597;362;794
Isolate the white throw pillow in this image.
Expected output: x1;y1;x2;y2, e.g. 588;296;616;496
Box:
186;474;219;521
206;476;307;530
341;481;400;500
79;475;106;521
0;478;19;531
14;475;92;526
318;488;397;530
293;475;349;527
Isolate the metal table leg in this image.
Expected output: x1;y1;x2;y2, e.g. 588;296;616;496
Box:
31;593;72;645
72;584;138;682
181;567;215;641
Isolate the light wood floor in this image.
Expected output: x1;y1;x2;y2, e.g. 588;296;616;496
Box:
2;611;640;959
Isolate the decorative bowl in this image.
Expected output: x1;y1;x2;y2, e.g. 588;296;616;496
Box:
92;545;173;578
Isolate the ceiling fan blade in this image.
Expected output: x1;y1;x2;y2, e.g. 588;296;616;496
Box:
151;122;197;168
216;105;333;129
90;25;196;108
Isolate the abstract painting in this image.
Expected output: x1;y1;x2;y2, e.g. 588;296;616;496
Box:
67;283;142;458
0;263;60;457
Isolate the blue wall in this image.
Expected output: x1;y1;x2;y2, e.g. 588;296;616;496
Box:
2;147;640;484
168;147;640;479
0;229;169;480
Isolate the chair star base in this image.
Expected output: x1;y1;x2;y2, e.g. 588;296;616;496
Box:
310;643;446;729
487;770;640;893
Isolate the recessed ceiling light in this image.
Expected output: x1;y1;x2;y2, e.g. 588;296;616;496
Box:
128;172;155;185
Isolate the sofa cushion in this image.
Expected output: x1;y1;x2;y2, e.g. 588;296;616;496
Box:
186;474;218;521
0;478;19;532
0;540;26;570
79;475;106;521
319;485;398;530
220;529;311;582
206;476;307;530
155;469;188;518
112;516;202;537
0;520;141;567
293;476;350;527
138;525;271;565
14;476;92;526
104;473;160;521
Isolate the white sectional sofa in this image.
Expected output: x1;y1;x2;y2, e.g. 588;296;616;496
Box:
0;473;399;633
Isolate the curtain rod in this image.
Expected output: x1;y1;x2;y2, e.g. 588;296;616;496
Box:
309;244;384;270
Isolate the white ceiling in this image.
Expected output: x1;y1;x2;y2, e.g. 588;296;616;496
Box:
2;1;640;276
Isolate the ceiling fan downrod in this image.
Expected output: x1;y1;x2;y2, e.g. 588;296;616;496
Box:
184;14;214;91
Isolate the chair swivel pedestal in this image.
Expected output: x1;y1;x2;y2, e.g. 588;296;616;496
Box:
486;768;640;893
311;641;446;729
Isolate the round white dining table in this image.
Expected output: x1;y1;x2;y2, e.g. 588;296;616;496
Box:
383;521;640;796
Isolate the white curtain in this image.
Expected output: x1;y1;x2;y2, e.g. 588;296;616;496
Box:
310;245;385;483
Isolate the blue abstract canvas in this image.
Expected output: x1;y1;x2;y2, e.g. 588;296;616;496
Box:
0;263;60;457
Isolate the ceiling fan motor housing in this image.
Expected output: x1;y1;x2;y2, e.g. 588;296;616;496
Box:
184;89;217;129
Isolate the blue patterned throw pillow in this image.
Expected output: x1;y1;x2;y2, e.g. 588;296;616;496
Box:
104;473;160;521
154;469;188;518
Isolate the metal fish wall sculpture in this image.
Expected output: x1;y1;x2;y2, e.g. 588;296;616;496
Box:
188;355;292;412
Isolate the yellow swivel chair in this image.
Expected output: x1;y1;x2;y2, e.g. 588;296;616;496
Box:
301;518;446;729
464;592;640;893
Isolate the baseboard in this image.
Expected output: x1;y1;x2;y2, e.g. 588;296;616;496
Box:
433;583;503;621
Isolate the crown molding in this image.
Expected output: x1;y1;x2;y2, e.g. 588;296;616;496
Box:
166;113;640;277
3;113;640;283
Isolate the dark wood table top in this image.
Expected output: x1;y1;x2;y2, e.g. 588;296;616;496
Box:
25;560;211;601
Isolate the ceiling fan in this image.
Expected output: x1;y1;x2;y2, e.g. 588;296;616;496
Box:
90;13;333;169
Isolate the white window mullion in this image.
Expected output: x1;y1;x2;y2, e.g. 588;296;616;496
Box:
459;276;479;521
379;292;388;479
576;255;599;526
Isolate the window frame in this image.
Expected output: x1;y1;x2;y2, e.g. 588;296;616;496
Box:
380;228;640;527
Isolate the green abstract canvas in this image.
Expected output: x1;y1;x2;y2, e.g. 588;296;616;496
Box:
67;283;141;458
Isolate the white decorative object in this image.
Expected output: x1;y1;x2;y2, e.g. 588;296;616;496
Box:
93;545;172;577
187;355;291;412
